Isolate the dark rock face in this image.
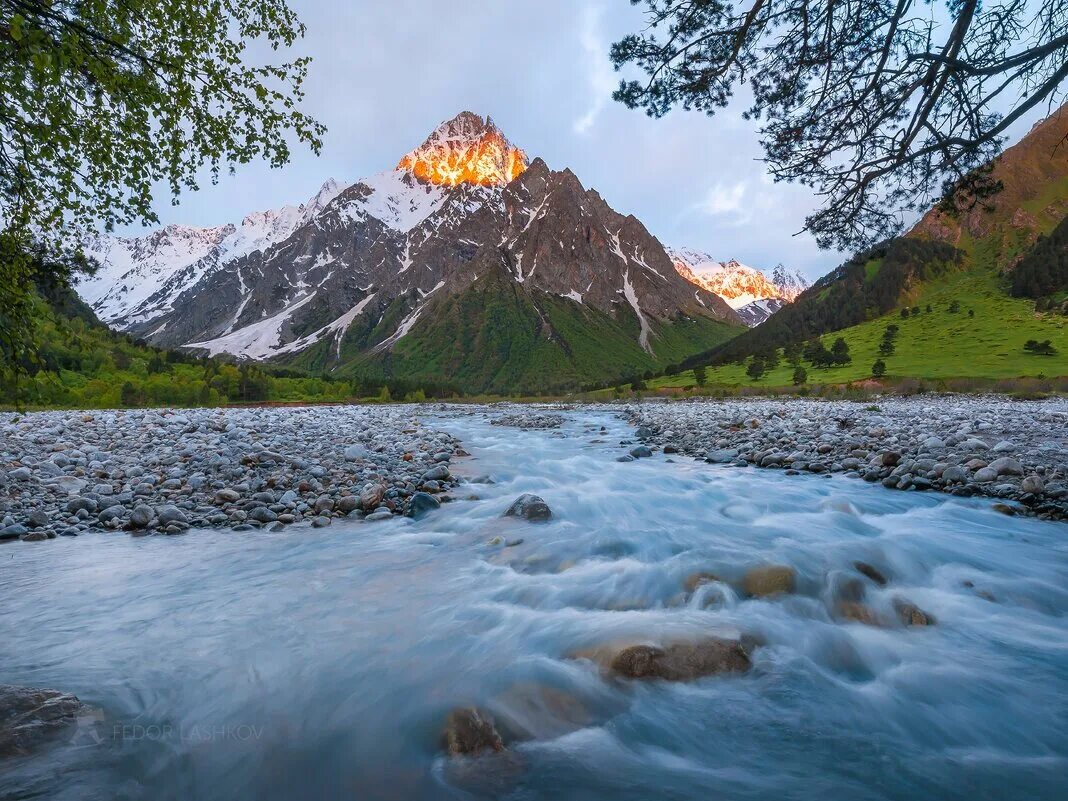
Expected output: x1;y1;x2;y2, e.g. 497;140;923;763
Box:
854;562;889;586
609;639;752;681
503;493;552;522
0;685;86;758
443;708;505;756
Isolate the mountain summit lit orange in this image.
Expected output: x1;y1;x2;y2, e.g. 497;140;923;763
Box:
396;111;528;187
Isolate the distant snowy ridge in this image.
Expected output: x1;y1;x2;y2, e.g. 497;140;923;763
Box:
79;178;347;326
667;246;809;326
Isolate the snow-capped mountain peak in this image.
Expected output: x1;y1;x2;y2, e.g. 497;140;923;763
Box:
771;263;810;302
396;111;528;187
667;248;781;308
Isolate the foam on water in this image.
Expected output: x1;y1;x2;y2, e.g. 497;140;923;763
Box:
1;410;1065;800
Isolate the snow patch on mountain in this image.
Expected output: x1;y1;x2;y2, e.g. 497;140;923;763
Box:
185;292;320;360
340;170;449;232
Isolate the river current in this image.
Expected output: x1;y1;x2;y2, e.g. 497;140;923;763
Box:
2;410;1066;800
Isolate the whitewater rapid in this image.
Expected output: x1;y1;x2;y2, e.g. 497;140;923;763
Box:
1;410;1066;800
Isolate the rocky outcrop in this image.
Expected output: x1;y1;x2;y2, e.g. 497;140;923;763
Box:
605;639;752;681
0;685;87;758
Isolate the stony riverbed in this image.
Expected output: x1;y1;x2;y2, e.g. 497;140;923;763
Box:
615;396;1068;521
1;406;467;541
2;396;1066;543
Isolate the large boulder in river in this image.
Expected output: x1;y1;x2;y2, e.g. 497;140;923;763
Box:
503;494;552;522
608;639;752;681
742;565;796;597
443;708;505;756
0;685;86;757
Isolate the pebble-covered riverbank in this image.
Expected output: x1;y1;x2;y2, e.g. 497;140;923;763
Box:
0;406;466;541
616;396;1068;520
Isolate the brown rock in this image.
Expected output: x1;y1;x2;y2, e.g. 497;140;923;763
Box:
835;601;882;626
683;571;721;594
893;598;935;626
0;685;86;757
608;639;751;682
443;708;505;756
359;483;386;511
742;565;796;597
854;561;888;586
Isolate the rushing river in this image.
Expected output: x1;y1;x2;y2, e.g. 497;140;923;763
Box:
2;410;1067;801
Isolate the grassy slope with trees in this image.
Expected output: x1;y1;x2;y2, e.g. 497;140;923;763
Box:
284;265;742;395
2;284;367;409
654;262;1068;390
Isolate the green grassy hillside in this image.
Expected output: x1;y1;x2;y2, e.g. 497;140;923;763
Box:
654;261;1067;390
2;285;360;409
299;265;742;395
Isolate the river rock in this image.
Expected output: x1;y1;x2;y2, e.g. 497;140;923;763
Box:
504;494;552;522
608;639;751;681
343;444;369;461
26;510;50;528
683;572;721;593
248;507;278;524
336;495;360;514
0;685;86;757
854;562;888;586
443;708;505;756
742;565;796;597
1;524;29;541
629;445;652;458
988;457;1024;476
359;483;386;510
156;505;188;526
421;465;450;482
129;505;154;529
893;598;935;626
406;492;440;519
1021;475;1044;494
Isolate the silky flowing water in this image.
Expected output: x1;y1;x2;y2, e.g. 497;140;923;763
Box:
2;411;1066;800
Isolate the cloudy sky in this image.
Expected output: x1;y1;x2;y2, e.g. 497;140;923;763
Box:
135;0;1049;281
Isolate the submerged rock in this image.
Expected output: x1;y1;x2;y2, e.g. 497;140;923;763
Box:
835;600;882;626
0;685;86;757
683;571;721;594
503;494;552;522
443;708;505;756
893;598;935;626
608;639;752;681
742;565;796;597
854;561;889;586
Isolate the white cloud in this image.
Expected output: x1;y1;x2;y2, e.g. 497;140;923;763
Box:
696;181;749;218
573;5;616;135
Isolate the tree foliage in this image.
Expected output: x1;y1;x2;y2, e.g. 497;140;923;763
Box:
1;0;325;373
612;0;1068;250
1011;213;1068;299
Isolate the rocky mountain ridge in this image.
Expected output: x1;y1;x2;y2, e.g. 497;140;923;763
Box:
79;112;742;391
